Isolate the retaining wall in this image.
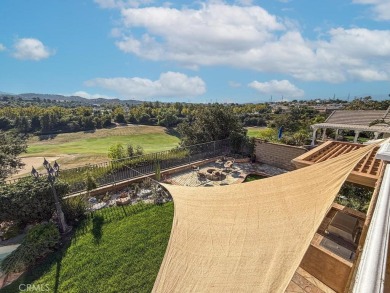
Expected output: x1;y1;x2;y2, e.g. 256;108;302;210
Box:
254;140;307;171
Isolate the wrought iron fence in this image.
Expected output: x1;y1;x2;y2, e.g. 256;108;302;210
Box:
46;139;232;194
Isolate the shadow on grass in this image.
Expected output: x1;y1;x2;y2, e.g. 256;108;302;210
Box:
0;203;157;293
83;129;96;134
0;234;71;293
91;216;104;245
53;257;62;293
164;128;181;139
38;133;58;141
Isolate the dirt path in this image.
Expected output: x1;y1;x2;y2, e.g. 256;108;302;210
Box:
13;156;60;177
9;154;108;180
10;156;74;179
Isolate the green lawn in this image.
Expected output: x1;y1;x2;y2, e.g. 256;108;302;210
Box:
246;127;270;138
27;133;179;156
20;126;181;169
1;203;174;293
26;126;180;157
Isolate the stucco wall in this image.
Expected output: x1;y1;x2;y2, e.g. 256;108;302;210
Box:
254;140;307;171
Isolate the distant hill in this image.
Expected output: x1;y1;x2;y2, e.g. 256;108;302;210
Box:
0;92;143;105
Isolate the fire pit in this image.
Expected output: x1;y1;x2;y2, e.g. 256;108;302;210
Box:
205;168;226;181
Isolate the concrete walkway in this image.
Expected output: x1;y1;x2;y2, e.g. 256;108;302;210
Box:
0;244;20;263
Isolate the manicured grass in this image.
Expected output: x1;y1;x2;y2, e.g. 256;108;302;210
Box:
20;126;181;169
246;127;270;138
1;203;174;293
27;133;178;156
26;126;180;157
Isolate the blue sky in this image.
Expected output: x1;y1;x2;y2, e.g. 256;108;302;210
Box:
0;0;389;103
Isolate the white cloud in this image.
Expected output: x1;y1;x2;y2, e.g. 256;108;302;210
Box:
12;38;54;61
85;72;206;99
353;0;390;21
0;44;6;51
116;3;284;66
249;79;304;98
72;91;117;100
101;2;390;83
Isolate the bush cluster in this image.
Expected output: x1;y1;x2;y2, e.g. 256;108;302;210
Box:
336;183;373;213
62;196;87;225
0;177;69;224
1;222;60;273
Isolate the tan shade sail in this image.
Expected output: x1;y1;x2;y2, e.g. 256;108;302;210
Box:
153;143;378;293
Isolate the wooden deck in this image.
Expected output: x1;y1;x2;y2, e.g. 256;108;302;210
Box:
286;204;366;293
285;267;336;293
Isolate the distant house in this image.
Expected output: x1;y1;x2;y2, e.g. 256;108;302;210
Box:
309;103;344;114
310;107;390;145
270;103;290;113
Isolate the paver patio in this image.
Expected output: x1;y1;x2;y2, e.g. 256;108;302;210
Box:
165;161;286;187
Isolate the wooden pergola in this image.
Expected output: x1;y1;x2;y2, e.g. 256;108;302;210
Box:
292;141;383;187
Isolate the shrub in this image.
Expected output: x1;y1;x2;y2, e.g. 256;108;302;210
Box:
280;136;296;145
229;131;247;153
336;183;373;213
126;143;134;157
0;177;69;224
62;196;87;225
1;222;60;273
108;143;126;160
0;221;22;241
135;145;144;156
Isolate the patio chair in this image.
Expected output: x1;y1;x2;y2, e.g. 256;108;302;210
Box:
197;171;207;180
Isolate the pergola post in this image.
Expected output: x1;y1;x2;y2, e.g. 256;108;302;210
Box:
311;127;318;146
335;129;340;141
354;130;360;143
322;128;327;140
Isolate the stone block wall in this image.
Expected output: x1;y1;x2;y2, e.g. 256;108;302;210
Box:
254;140;307;171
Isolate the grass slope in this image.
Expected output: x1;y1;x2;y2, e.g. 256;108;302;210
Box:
1;203;174;293
21;126;180;169
246;127;269;138
26;126;180;157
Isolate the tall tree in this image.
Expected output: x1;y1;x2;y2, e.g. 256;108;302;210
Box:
177;104;247;146
40;113;51;133
0;117;11;130
30;115;41;131
0;131;27;182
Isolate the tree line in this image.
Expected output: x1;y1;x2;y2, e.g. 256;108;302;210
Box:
0;102;273;135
